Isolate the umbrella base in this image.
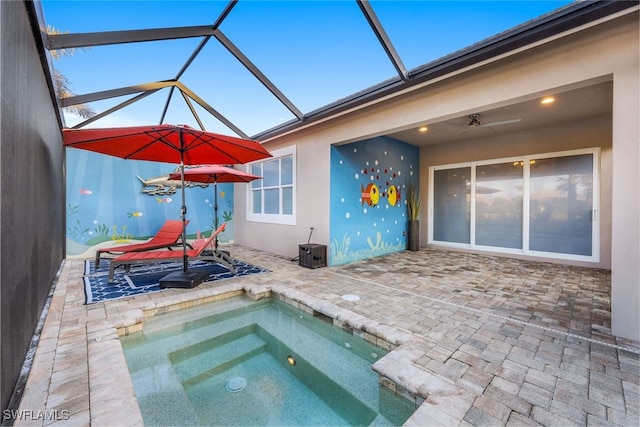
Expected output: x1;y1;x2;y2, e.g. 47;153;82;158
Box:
159;270;209;289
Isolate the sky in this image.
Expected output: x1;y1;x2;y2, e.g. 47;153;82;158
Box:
42;0;573;137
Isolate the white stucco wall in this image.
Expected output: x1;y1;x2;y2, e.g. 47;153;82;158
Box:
235;10;639;341
235;135;331;260
610;39;640;342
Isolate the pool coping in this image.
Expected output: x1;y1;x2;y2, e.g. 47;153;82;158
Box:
105;282;470;426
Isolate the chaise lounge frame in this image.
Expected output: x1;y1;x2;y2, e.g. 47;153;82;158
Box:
95;219;194;266
107;223;235;282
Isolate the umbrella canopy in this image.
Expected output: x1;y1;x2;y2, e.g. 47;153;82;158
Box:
63;124;271;165
169;165;261;248
169;164;261;184
63;124;271;287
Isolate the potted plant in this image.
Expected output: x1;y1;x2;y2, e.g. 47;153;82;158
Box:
406;180;421;251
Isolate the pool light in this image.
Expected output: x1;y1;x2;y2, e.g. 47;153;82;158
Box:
287;355;296;366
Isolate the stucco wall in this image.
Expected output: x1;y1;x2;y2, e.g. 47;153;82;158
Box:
235;135;331;260
0;1;65;411
235;11;638;340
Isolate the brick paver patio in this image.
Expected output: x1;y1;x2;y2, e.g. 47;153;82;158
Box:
13;246;640;426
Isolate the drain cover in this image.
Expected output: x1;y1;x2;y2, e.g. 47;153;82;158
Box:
341;294;360;302
225;376;247;392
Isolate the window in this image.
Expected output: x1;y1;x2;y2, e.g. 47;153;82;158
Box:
429;149;599;262
247;146;295;225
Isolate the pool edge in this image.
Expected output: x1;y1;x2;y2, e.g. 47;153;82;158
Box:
106;281;463;425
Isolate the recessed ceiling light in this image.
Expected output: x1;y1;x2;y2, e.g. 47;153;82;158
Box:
418;126;428;133
541;96;555;105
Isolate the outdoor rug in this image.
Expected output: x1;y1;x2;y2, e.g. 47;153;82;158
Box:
83;258;269;304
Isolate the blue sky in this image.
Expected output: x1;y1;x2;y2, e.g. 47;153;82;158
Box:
42;0;572;136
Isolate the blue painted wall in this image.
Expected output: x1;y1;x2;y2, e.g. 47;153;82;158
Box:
65;149;235;258
330;137;419;265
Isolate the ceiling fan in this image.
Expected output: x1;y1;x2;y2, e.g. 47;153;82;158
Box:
467;113;521;129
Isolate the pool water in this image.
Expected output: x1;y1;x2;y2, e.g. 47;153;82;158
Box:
121;296;416;426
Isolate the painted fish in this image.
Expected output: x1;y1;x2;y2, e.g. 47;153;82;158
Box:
137;170;207;196
79;188;92;195
387;185;401;206
361;183;380;207
127;212;144;218
155;197;173;204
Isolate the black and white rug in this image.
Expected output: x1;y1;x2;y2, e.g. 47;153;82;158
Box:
83;258;269;304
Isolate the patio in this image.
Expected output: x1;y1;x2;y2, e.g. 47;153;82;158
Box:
15;246;639;426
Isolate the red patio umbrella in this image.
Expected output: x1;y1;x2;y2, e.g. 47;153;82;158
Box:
170;165;261;259
63;124;271;288
169;164;260;231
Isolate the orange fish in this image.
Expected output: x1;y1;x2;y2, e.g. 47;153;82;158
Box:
79;188;92;195
361;183;380;207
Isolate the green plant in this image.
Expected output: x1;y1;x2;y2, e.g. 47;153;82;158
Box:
406;180;421;221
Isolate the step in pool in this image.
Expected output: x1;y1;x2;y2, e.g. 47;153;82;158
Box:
171;328;268;386
121;296;416;426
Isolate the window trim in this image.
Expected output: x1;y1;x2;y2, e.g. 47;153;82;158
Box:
428;148;600;262
246;145;296;225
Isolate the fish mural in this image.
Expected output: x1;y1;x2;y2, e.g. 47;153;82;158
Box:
331;136;419;266
137;167;208;196
360;183;402;207
65;149;239;258
387;185;400;206
361;183;380;206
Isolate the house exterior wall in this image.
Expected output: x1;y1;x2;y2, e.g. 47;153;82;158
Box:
421;116;612;269
610;34;640;342
235;11;639;340
235;135;331;260
329;137;419;265
0;1;66;411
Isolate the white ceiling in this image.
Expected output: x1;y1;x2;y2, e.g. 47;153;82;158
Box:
387;80;613;147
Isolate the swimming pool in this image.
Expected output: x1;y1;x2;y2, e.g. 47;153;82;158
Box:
120;295;416;426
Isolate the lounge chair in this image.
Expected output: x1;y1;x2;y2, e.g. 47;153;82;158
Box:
108;223;235;282
95;219;188;267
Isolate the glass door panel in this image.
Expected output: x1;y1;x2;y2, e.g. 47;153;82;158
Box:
529;154;594;255
433;167;471;243
475;162;524;249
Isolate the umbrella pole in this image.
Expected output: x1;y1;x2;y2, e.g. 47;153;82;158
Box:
180;160;188;272
214;178;219;253
159;143;208;289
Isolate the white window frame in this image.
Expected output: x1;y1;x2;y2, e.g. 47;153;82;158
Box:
246;145;296;225
428;148;600;263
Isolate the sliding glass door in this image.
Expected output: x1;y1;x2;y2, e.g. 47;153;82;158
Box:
529;154;594;256
475;162;524;249
433;167;471;244
429;149;598;262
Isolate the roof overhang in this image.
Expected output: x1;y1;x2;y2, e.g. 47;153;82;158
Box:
253;0;639;142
